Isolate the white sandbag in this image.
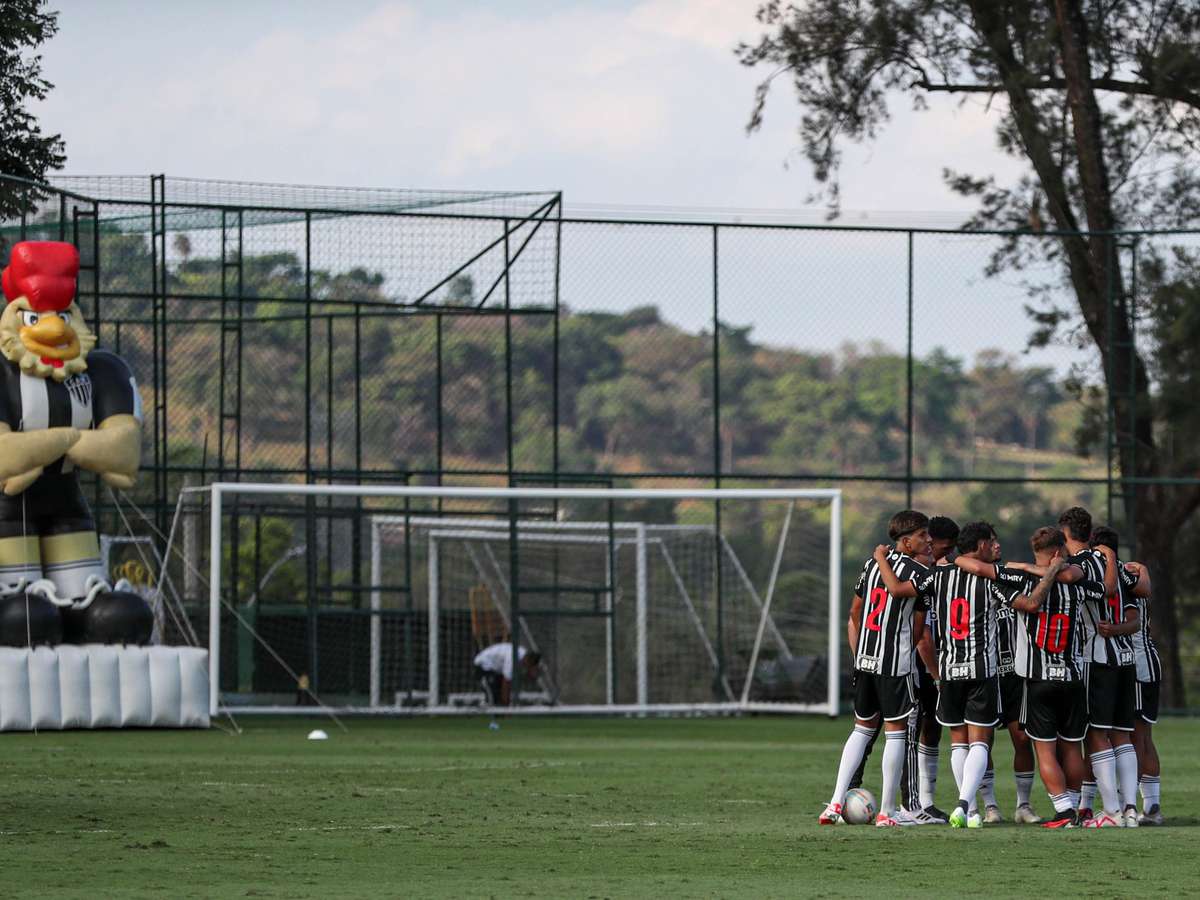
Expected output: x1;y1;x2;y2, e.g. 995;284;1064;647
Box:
117;645;152;727
147;646;182;726
87;644;122;727
28;646;61;729
56;645;92;728
177;647;211;728
0;648;32;731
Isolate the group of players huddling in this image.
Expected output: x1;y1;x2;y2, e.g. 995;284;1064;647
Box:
819;506;1164;828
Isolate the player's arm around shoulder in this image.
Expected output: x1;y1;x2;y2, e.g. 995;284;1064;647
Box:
872;544;919;598
1009;557;1067;612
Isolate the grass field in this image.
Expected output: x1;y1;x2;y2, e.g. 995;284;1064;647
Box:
1;715;1197;898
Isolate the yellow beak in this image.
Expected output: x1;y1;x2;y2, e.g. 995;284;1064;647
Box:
20;313;81;361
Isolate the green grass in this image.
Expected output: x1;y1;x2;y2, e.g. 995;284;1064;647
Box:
1;716;1196;898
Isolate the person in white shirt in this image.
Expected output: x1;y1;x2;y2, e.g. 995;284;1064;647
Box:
473;642;542;706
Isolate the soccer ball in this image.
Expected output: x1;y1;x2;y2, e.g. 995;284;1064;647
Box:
842;788;877;825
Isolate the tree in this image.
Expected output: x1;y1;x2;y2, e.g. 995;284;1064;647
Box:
0;1;66;219
739;1;1200;702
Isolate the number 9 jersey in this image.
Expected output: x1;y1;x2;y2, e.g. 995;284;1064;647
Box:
929;563;1010;681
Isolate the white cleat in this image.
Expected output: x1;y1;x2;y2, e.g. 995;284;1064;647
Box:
984;804;1003;825
1013;803;1042;824
1123;807;1139;828
967;812;983;828
1138;804;1164;826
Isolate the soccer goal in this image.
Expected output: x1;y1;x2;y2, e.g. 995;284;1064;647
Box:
200;484;842;717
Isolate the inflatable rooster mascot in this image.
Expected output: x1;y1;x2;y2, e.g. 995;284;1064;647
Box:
0;241;152;646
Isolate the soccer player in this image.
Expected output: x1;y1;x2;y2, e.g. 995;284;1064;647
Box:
887;522;1059;827
819;510;936;827
1089;525;1158;826
1120;553;1164;825
916;516;958;820
994;569;1042;824
846;517;957;824
1057;508;1140;827
958;526;1101;828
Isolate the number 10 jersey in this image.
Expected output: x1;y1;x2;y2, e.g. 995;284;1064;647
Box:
998;568;1104;682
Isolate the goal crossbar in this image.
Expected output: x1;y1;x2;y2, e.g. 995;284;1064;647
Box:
201;483;842;717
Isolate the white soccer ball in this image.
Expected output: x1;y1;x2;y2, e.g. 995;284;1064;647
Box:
307;729;329;741
842;788;877;825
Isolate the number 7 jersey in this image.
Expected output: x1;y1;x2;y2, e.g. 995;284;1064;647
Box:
852;551;933;677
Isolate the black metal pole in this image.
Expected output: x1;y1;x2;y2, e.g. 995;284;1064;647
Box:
712;224;724;695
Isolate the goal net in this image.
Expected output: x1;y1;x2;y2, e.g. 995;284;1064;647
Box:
197;484;841;716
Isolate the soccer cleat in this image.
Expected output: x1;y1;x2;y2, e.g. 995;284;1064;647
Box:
924;805;949;824
967;812;983;828
1014;804;1042;824
984;804;1003;825
1040;810;1077;829
906;809;943;826
1138;804;1164;827
890;809;919;826
818;802;843;825
949;807;968;829
1082;812;1121;828
1077;807;1093;823
1123;807;1139;828
875;812;901;827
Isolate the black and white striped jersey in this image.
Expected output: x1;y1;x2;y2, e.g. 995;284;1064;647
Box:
852;551;933;677
1130;590;1162;683
0;351;140;475
993;566;1028;676
929;562;1009;680
997;569;1105;682
1071;549;1136;667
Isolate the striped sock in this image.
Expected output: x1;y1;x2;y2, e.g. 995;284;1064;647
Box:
1140;775;1161;813
1068;790;1081;810
1015;771;1034;807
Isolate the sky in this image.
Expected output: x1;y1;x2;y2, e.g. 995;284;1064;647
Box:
36;0;1024;217
32;0;1069;370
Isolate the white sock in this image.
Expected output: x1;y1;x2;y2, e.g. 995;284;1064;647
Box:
1091;749;1120;815
1050;791;1073;813
918;742;939;809
950;743;967;791
981;766;997;807
881;730;907;815
1068;790;1081;810
1015;771;1034;807
1114;744;1139;811
959;742;990;806
830;724;875;807
1140;775;1161;813
1081;780;1096;810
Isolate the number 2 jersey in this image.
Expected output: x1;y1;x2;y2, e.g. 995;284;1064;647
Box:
995;568;1105;682
852;551;933;677
928;563;1011;681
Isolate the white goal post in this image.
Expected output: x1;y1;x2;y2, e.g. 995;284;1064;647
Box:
205;483;842;717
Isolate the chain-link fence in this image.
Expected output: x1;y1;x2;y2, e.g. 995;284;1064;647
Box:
2;173;1197;707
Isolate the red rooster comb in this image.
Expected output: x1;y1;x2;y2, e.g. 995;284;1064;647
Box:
2;241;80;313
